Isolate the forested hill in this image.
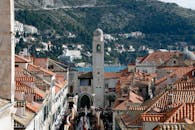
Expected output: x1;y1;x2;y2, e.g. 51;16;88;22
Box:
15;0;195;64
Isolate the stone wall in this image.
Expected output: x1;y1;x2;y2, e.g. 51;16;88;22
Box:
0;0;15;102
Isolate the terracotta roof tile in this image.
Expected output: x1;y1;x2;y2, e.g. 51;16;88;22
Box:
165;103;195;123
32;57;48;69
56;74;66;82
34;87;46;98
169;67;194;78
174;82;195;90
121;114;132;126
16;77;35;82
27;64;55;76
117;68;195;128
141;113;165;122
15;67;27;77
55;85;61;93
129;91;144;103
140;52;179;65
16;81;46;98
15;55;30;63
16;81;34;94
145;90;195;113
104;72;121;79
155;67;195;86
113;100;146;111
26;102;41;113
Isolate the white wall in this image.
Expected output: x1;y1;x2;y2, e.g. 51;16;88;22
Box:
0;107;13;130
105;79;118;89
25;119;35;130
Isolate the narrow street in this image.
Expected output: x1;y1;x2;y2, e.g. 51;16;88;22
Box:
58;106;113;130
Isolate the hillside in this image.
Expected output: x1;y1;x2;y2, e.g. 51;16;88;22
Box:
14;0;195;64
15;0;97;8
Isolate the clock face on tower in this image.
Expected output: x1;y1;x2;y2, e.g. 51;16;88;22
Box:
96;44;101;52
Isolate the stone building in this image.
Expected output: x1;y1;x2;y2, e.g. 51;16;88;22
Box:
113;51;195;130
136;51;186;74
14;55;70;130
75;29;123;108
74;29;105;108
0;0;15;129
75;29;120;108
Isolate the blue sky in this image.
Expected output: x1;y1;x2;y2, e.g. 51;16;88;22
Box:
159;0;195;10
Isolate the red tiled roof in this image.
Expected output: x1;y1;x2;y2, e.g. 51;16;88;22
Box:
15;67;26;77
16;81;46;98
141;113;165;122
169;67;194;78
121;114;132;126
16;77;35;82
27;64;55;76
137;56;145;63
119;79;195;126
139;52;178;64
55;85;61;93
155;67;195;86
15;67;35;82
32;57;48;69
129;91;144;103
33;87;46;98
146;90;195;112
115;82;121;92
54;80;67;94
104;72;121;79
117;65;195;128
26;102;41;113
113;100;146;111
16;81;35;94
134;72;156;84
56;74;66;82
121;100;195;127
15;55;30;63
174;82;195;90
164;103;195;123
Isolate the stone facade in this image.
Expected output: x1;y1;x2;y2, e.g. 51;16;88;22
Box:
0;1;15;130
0;0;15;102
92;29;105;107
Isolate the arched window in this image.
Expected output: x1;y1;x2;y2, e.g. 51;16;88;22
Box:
96;44;101;52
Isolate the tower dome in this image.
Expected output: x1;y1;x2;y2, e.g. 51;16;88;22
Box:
93;28;103;36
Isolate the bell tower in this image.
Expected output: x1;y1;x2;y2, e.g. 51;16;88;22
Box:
92;28;104;107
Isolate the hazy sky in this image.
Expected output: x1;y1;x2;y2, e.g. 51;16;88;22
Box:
159;0;195;10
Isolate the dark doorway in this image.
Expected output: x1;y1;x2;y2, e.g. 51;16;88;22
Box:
69;102;74;109
80;95;91;108
70;86;74;93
